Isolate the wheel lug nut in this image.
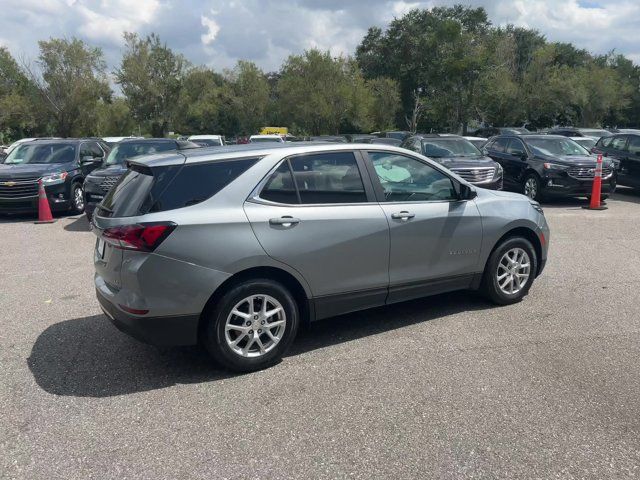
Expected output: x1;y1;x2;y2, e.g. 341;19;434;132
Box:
258;329;262;334
249;330;253;334
253;315;259;320
246;321;251;326
260;320;265;325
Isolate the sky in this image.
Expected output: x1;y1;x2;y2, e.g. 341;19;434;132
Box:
1;0;639;74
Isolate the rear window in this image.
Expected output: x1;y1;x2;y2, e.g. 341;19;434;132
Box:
98;158;257;217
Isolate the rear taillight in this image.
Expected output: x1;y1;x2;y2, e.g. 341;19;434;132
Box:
102;222;176;252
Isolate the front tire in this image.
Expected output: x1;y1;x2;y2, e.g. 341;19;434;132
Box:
523;173;543;201
481;237;538;305
203;279;299;372
70;182;85;214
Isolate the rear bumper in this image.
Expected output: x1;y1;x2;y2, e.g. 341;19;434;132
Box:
97;287;199;346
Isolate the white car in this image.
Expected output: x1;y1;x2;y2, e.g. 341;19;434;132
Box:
570;137;596;151
249;134;285;143
187;134;224;147
464;136;488;150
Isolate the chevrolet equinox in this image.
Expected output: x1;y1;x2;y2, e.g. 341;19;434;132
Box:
93;144;550;372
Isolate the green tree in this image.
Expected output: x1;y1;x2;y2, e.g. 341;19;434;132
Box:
367;77;400;130
277;50;372;134
225;61;270;135
174;67;226;134
116;32;186;137
0;47;40;141
356;5;492;133
29;38;110;137
96;98;137;136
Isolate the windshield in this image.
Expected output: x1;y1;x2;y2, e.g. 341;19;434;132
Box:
105;141;176;166
578;129;611;138
192;138;222;146
4;143;76;165
501;128;530;134
574;138;596;150
421;138;482;158
251;137;282;143
524;137;590;156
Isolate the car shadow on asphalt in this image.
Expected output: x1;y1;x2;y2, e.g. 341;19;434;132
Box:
63;215;91;232
27;291;492;398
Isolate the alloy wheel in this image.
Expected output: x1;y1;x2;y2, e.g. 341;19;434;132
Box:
74;186;84;211
224;295;286;358
524;177;538;200
496;247;531;295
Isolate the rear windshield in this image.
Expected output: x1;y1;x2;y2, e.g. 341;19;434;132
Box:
105;141;177;166
98;158;258;217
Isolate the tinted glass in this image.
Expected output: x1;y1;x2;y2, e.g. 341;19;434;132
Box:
100;158;257;217
4;143;76;164
151;158;257;212
193;139;223;146
489;137;510;153
611;136;628;151
598;137;613;148
89;142;104;157
421;138;481;157
369;152;456;202
289;152;367;204
627;135;640;154
579;129;611;138
260;161;298;204
506;139;526;155
106;141;177;166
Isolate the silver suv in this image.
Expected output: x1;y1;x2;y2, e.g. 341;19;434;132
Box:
93;144;549;372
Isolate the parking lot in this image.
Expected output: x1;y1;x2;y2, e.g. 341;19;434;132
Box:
1;190;640;479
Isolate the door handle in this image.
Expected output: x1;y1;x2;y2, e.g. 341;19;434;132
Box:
269;216;300;226
391;211;415;220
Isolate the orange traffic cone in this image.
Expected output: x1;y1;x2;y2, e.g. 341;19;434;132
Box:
582;154;607;211
34;179;56;224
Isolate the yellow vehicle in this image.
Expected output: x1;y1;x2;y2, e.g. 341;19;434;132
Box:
259;127;288;136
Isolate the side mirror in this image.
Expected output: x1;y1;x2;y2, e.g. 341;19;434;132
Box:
459;183;477;200
80;156;96;164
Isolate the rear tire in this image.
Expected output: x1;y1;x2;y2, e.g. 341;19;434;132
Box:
481;237;538;305
203;279;299;372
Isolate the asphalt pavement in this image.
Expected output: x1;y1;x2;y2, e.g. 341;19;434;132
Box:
2;190;640;479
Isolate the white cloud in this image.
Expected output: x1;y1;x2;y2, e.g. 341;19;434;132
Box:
0;0;638;73
201;13;221;45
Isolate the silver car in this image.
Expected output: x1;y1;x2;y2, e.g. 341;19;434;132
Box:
93;144;549;372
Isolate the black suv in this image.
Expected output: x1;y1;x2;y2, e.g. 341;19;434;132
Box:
0;138;109;214
484;134;616;201
83;138;200;219
401;134;503;189
591;133;640;189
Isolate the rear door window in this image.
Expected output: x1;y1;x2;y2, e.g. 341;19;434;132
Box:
260;161;299;204
290;152;367;204
99;158;257;217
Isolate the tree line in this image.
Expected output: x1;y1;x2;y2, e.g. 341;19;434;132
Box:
1;5;639;143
